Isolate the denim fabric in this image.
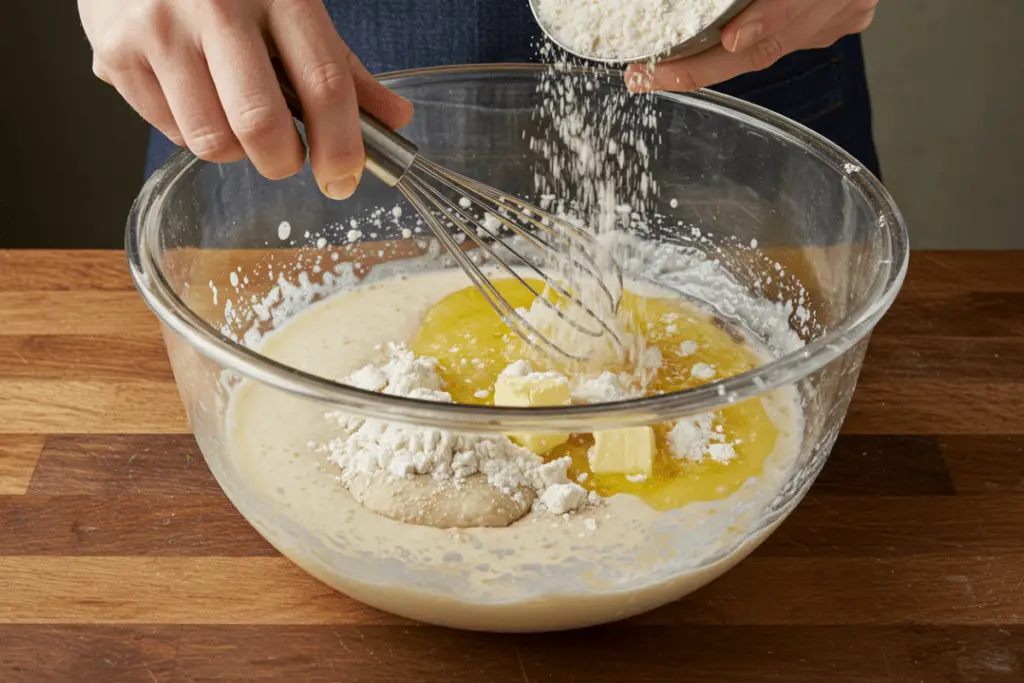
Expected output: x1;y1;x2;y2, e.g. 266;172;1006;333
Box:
145;2;879;179
712;34;880;179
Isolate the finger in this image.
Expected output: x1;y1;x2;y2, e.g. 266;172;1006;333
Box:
203;19;306;179
723;0;850;53
346;55;415;130
268;0;363;200
628;0;847;92
151;47;245;163
106;64;184;145
626;45;741;93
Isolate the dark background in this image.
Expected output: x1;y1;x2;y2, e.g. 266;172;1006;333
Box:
2;1;1022;250
1;1;148;249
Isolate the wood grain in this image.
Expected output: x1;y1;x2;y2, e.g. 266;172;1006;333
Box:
0;496;273;556
2;625;1021;683
0;292;159;336
820;434;1024;495
0;381;187;434
860;337;1024;382
901;251;1024;293
28;435;212;495
0;557;403;625
875;291;1024;338
942;435;1024;493
758;496;1024;557
2;494;1021;559
811;434;954;495
1;249;1022;682
1;554;1022;626
0;336;173;381
844;379;1024;435
0;436;45;495
0;250;134;291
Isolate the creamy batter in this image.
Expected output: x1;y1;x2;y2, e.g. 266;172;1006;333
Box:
225;268;804;631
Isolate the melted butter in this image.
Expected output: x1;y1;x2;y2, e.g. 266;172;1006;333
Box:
411;279;779;511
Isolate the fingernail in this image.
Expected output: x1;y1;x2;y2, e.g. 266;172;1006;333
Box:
730;22;762;52
325;175;359;200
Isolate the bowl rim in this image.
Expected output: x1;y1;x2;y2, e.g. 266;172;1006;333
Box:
126;62;909;433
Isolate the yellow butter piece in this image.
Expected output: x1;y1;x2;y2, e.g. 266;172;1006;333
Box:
494;372;571;455
589;426;656;475
513;432;572;456
494;373;570;407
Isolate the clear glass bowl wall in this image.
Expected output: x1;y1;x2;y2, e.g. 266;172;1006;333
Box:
128;65;906;631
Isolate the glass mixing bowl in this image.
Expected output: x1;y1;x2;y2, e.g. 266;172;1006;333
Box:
127;64;907;632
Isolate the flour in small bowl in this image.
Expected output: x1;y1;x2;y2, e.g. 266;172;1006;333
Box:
535;0;733;61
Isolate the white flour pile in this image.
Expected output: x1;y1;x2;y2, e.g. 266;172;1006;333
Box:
571;371;632;402
669;412;738;463
535;0;732;60
324;343;590;519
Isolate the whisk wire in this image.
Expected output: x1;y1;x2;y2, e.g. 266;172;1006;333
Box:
270;67;625;363
398;163;625;361
405;173;613;342
400;181;588;361
415;162;607;294
416;158;626;312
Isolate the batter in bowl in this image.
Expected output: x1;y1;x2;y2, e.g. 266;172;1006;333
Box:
225;265;805;630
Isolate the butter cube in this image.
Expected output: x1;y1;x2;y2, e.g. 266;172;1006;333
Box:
494;372;570;407
589;426;656;475
494;372;571;455
513;431;571;456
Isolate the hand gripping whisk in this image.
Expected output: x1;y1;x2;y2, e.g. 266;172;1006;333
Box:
275;65;624;362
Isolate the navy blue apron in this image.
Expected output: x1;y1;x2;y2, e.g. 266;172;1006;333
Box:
144;0;880;178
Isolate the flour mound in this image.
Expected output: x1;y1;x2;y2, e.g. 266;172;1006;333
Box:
325;343;589;524
668;412;737;464
572;371;630;403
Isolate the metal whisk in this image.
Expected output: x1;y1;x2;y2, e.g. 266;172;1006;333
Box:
275;66;624;361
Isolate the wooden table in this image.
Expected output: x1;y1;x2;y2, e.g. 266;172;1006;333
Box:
1;250;1022;682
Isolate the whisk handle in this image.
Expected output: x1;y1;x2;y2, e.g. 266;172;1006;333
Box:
272;59;418;187
359;111;419;187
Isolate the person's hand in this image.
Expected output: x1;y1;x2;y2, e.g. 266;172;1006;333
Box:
625;0;878;92
79;0;414;199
